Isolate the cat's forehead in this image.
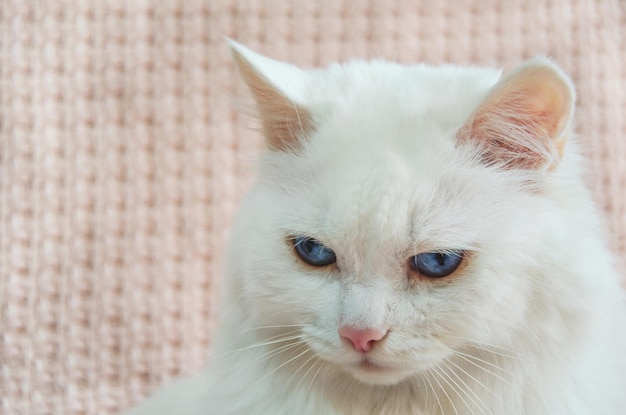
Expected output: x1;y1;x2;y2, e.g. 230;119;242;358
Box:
297;148;453;244
308;61;502;131
297;62;503;175
271;134;517;256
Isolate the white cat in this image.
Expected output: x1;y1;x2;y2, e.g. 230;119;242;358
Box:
125;41;626;415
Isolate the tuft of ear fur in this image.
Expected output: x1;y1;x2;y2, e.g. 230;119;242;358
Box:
457;59;575;170
229;40;315;152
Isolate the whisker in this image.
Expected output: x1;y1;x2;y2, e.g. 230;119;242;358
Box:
441;359;491;415
213;338;306;378
246;340;306;368
452;350;515;375
239;324;306;333
285;352;318;387
209;332;303;361
445;358;508;409
257;345;311;382
142;334;308;412
428;367;459;415
424;369;445;415
435;364;476;415
295;354;321;392
305;360;326;399
450;354;539;408
469;346;524;361
445;336;523;360
451;351;538;405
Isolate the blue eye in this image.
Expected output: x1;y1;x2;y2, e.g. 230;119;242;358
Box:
410;251;464;278
293;236;336;267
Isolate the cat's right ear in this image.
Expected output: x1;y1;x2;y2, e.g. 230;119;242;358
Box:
229;40;314;152
456;59;575;171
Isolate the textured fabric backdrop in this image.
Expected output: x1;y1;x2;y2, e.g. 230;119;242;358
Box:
1;1;624;414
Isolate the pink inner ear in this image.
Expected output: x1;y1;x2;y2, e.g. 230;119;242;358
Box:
232;49;314;152
457;63;574;171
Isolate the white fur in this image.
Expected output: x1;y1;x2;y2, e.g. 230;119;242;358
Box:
126;43;626;415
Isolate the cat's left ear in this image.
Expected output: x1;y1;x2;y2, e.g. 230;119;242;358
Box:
229;40;314;152
457;59;575;170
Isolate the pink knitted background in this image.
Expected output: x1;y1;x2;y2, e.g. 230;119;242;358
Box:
0;1;624;414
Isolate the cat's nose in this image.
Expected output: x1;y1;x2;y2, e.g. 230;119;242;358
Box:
339;326;388;353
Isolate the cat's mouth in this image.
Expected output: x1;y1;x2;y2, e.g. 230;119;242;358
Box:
357;358;390;372
341;358;413;385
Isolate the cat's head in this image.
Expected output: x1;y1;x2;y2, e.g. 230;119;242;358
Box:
227;41;580;386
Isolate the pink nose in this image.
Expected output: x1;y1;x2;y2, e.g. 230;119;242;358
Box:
339;326;388;352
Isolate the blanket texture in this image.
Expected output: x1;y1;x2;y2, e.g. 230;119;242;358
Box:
1;1;624;414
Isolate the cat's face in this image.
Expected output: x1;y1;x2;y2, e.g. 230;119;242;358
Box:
228;41;575;385
232;116;551;386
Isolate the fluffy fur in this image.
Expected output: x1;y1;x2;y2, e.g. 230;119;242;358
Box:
126;42;626;415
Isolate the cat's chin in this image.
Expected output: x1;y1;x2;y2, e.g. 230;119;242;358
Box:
341;358;416;386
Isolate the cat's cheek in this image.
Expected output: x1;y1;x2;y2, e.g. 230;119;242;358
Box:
250;272;337;326
431;263;533;349
241;241;340;324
